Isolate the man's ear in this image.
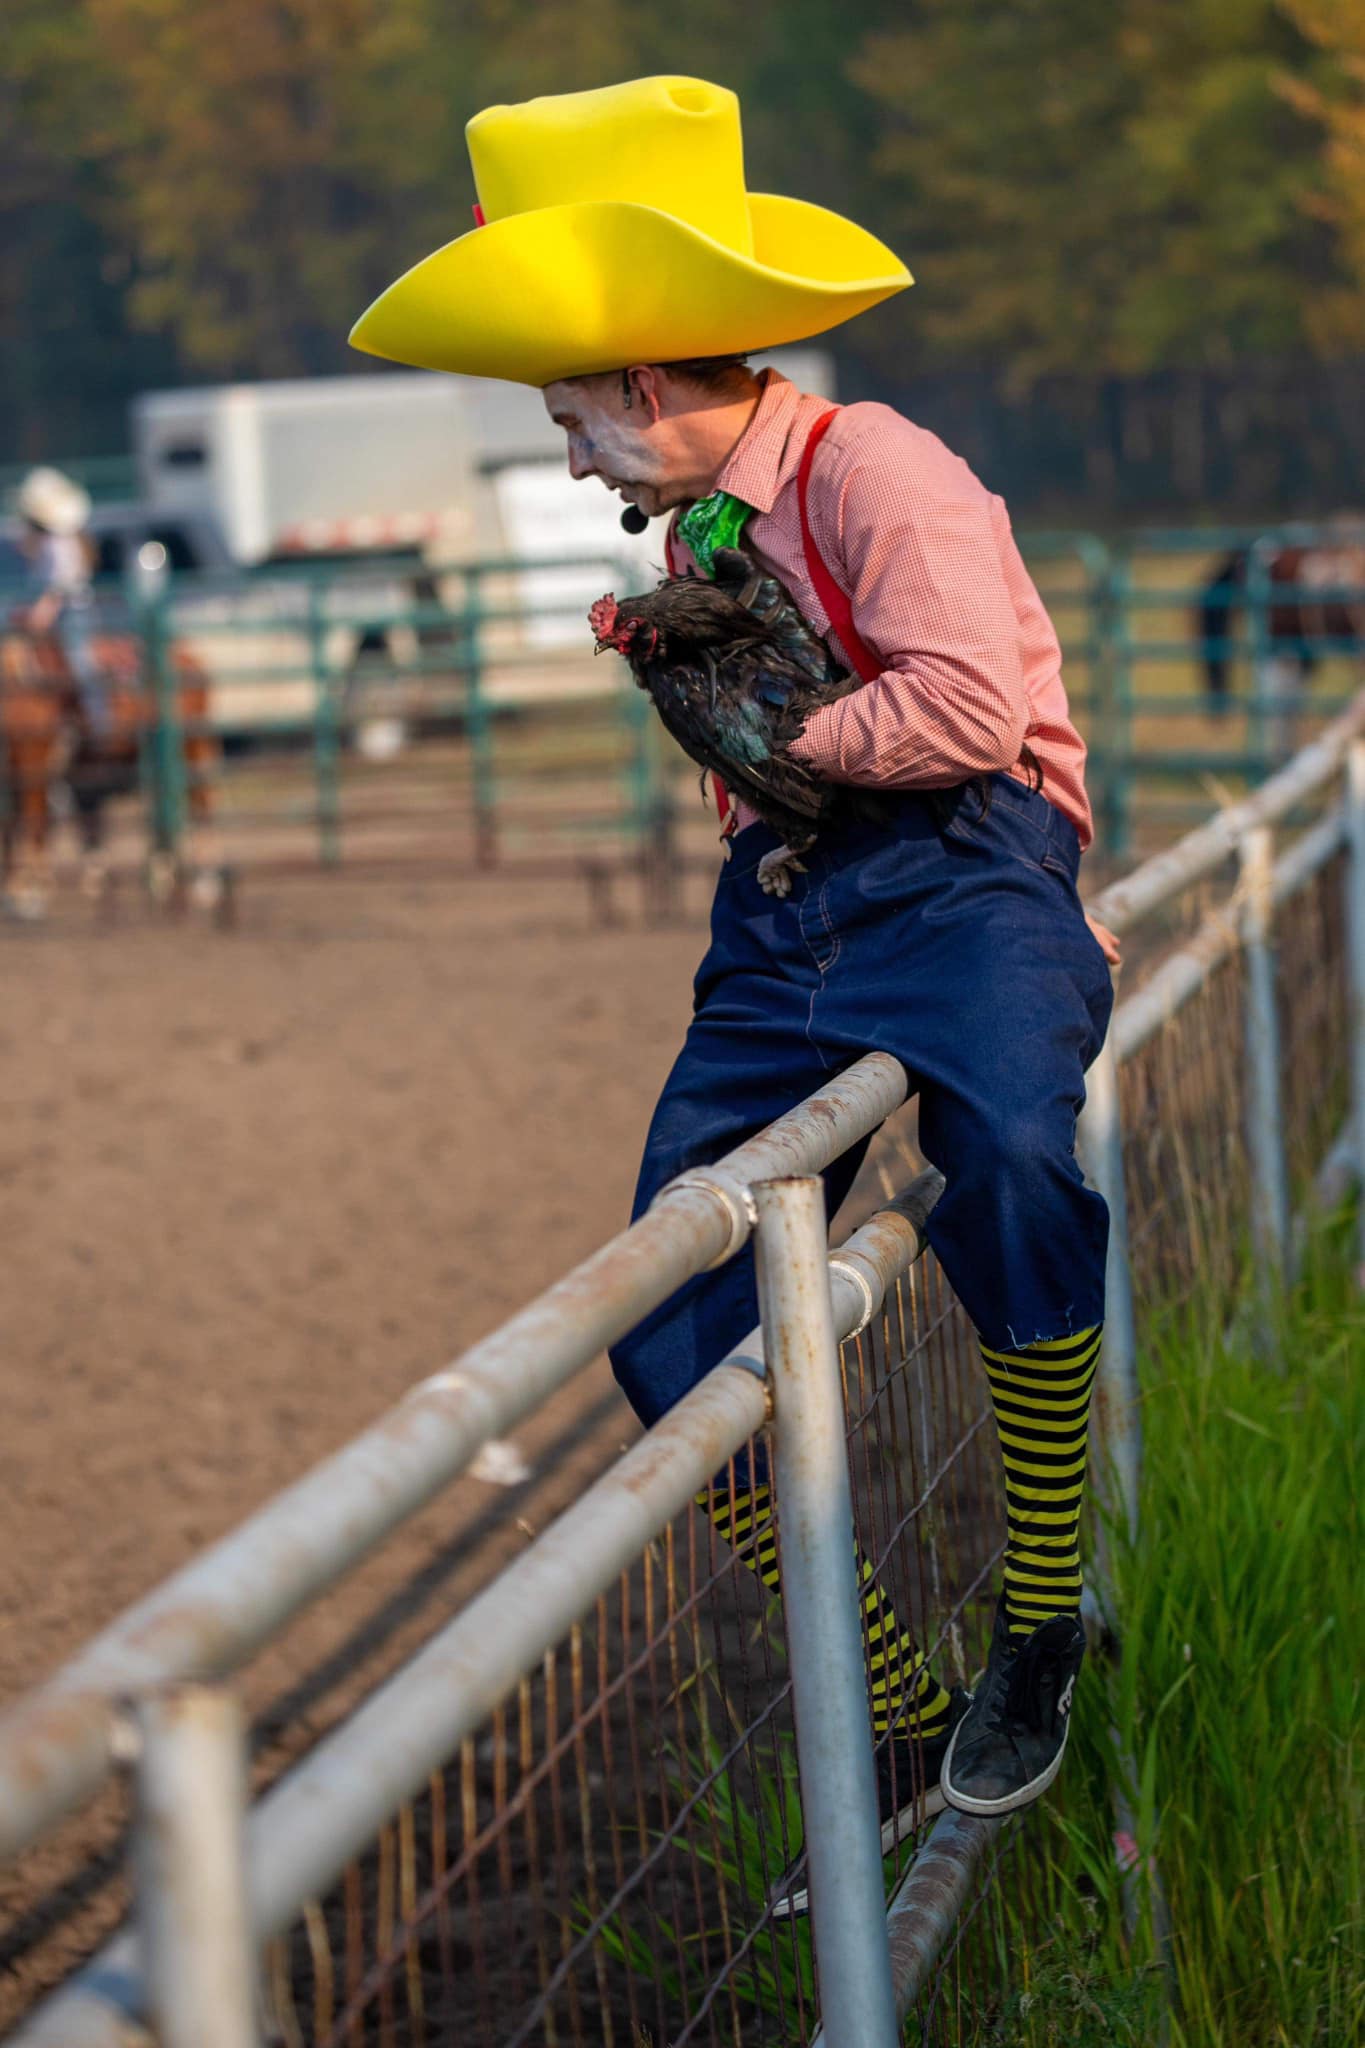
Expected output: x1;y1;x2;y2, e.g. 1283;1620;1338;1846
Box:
625;364;665;424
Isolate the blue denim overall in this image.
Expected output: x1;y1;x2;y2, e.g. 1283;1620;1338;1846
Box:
609;775;1113;1428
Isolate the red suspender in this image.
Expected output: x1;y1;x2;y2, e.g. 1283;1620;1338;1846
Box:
796;407;881;685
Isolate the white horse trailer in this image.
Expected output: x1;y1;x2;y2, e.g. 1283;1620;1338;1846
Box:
132;373;481;568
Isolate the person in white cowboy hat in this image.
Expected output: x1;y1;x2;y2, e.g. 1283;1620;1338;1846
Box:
14;465;109;735
354;76;1122;1838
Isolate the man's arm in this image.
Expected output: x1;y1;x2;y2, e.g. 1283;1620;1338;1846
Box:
787;423;1035;788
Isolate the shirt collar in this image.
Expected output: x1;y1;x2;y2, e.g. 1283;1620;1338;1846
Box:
711;370;804;515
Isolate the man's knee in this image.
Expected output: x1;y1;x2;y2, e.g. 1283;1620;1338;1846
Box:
925;1091;1078;1202
630;1125;701;1223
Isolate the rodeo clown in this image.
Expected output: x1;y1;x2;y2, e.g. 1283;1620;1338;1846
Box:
352;77;1119;1832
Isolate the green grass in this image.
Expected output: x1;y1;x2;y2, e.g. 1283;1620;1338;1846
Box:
586;1709;815;2026
983;1216;1365;2047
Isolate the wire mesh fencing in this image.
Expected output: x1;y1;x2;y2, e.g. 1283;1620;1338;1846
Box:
259;1246;1007;2048
1119;951;1251;1316
1109;826;1351;1327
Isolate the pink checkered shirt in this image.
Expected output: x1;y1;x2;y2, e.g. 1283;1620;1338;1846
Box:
667;371;1093;848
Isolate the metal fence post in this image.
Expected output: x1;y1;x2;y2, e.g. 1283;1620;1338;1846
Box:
1246;541;1279;776
1240;824;1290;1302
308;578;341;867
133;1684;258;2048
1097;548;1132;860
629;700;679;923
462;566;497;868
752;1176;899;2048
1076;1016;1141;1543
1076;1017;1171;1996
612;552;681;921
1345;742;1365;1277
141;577;186;869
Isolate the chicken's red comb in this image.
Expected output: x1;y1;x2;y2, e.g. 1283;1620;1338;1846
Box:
588;594;618;644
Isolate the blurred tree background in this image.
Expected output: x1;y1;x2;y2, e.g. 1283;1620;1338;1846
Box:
3;0;1365;517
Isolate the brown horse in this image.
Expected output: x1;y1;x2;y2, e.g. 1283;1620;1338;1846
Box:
0;625;218;916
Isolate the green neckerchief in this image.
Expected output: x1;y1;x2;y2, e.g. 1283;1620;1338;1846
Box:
675;490;754;578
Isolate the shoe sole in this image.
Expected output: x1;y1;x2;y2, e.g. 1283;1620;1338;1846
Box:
938;1714;1071;1817
769;1786;948;1920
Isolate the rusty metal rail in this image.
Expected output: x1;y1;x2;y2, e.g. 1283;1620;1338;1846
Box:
824;1810;1004;2043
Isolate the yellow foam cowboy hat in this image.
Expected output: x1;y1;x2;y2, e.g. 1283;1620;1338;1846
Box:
350;75;911;387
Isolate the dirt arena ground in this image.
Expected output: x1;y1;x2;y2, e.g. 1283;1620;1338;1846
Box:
0;861;747;2022
0;836;1121;2027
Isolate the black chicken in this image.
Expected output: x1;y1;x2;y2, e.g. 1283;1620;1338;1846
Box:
589;548;858;893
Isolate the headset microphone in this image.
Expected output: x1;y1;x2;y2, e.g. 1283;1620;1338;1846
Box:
619;505;649;536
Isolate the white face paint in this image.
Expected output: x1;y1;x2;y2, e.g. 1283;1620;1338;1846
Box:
542;378;675;517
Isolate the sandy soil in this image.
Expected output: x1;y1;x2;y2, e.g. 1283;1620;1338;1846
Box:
0;864;724;2023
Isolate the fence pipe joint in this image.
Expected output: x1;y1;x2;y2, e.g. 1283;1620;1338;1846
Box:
654;1165;758;1267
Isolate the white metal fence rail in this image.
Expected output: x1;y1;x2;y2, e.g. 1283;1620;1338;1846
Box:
3;697;1364;2045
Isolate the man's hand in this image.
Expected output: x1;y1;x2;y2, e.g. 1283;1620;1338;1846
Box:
1086;914;1121;967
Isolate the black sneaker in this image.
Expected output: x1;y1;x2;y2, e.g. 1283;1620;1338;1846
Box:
940;1599;1085;1816
772;1686;971;1919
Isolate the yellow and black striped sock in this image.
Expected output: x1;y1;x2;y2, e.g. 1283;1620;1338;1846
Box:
858;1554;953;1741
699;1483;954;1741
979;1326;1102;1640
704;1481;783;1591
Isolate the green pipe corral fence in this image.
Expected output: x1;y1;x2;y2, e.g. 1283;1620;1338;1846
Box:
2;524;1363;888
